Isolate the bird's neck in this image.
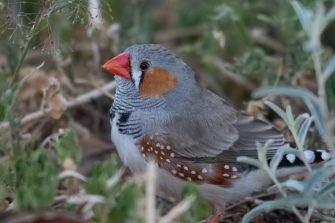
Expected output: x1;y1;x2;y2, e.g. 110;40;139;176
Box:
113;80;165;113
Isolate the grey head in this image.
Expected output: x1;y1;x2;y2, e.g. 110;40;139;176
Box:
115;44;200;108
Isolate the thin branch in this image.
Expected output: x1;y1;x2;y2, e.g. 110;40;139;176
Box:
213;59;257;91
0;81;116;129
146;162;156;223
154;25;203;42
158;196;195;223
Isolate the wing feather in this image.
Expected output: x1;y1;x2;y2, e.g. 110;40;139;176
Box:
163;90;285;161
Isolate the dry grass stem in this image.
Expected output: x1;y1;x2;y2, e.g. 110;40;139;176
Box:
0;81;116;129
146;162;156;223
158;196;195;223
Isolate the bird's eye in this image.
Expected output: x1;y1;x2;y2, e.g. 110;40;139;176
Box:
139;61;150;71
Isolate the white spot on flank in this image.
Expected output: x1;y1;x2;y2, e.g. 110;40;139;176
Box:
171;169;177;174
166;159;171;163
187;177;192;181
224;165;230;169
231;175;238;179
304;150;315;163
232;166;238;172
140;147;144;151
183;166;188;171
191;171;196;175
160;156;163;160
166;146;171;150
223;173;230;177
197;175;203;180
155;150;158;154
156;143;161;147
202;168;208;173
170;153;175;157
161;151;165;155
286;154;296;163
179;173;185;177
177;164;181;168
160;145;164;149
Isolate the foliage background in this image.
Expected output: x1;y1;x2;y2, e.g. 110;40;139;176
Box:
0;0;334;222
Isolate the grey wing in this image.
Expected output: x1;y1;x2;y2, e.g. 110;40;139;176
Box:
164;90;285;160
232;113;286;158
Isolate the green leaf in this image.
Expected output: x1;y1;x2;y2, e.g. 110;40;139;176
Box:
84;156;118;195
0;1;4;11
14;148;58;211
107;182;141;223
54;128;81;165
180;184;210;222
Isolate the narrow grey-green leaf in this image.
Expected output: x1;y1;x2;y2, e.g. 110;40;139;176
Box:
303;97;325;135
285;106;295;125
319;180;335;196
303;166;333;195
297;117;313;146
253;87;319;108
236;156;262;169
325;7;335;30
242;196;308;223
281;179;304;192
291;0;313;35
294;113;309;132
253;87;325;135
323;55;335;80
264;101;287;123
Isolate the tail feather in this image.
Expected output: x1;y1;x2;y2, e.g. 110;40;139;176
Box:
278;149;331;167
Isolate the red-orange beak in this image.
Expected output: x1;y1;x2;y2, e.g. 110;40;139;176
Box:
102;52;131;80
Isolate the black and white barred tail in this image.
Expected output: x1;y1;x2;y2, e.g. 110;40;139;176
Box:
278;149;331;167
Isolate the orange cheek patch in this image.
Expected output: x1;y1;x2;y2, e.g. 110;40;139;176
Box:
139;68;177;97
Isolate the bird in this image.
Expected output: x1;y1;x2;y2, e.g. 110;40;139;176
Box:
102;44;331;221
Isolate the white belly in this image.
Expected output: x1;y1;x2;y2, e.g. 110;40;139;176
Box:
111;114;147;173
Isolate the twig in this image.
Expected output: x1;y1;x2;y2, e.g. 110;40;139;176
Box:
146;162;156;223
224;191;278;212
154;25;203;42
250;28;283;53
0;81;116;129
158;196;195;223
212;59;257;91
